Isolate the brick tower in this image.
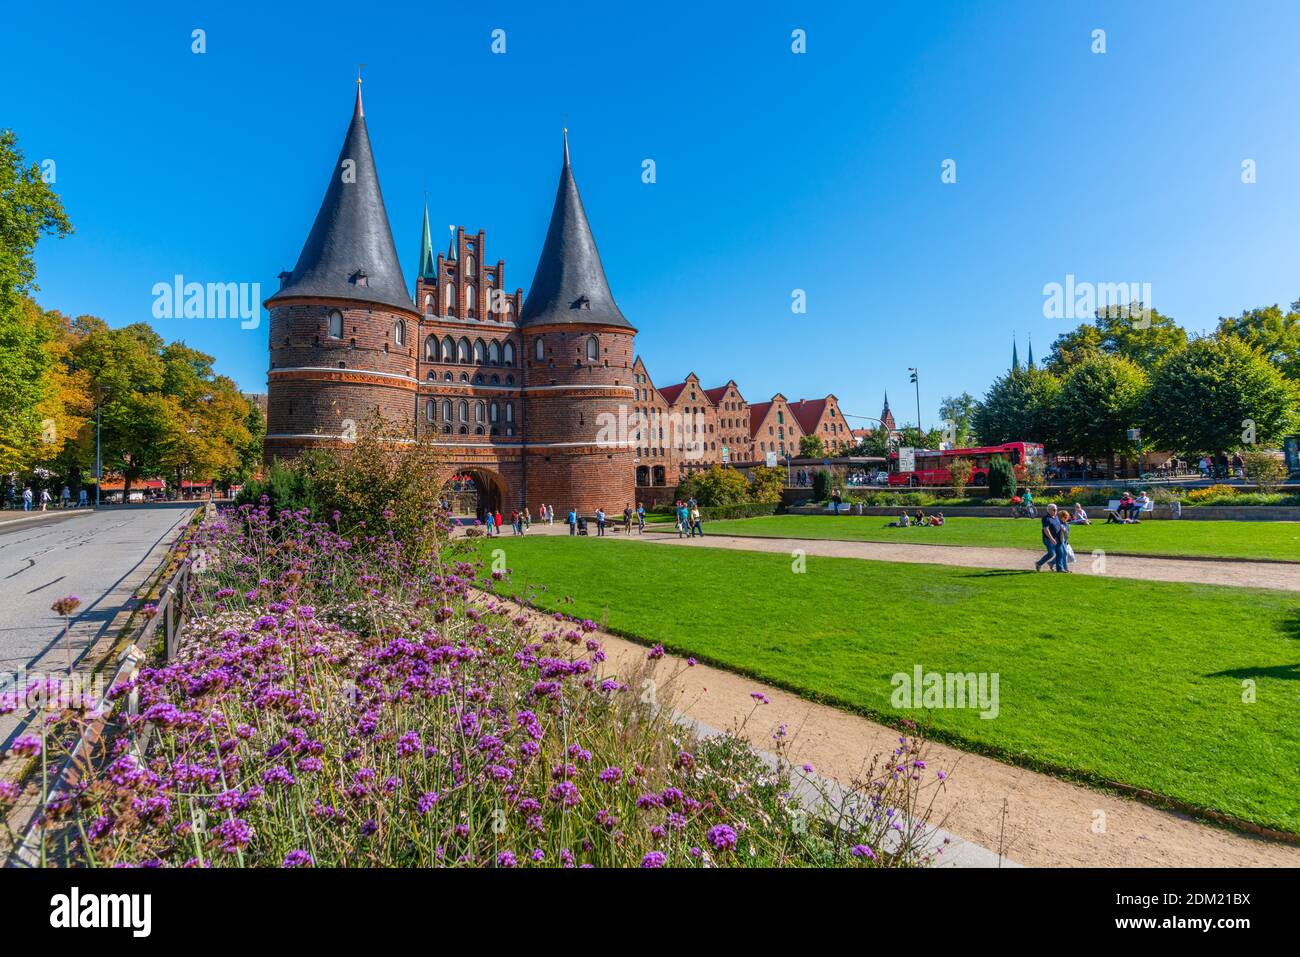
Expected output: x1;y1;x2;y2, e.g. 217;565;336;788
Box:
519;132;637;515
264;82;419;460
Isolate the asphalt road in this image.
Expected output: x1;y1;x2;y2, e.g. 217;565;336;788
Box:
0;504;193;747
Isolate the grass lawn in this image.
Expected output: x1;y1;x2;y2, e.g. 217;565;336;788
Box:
683;515;1300;562
479;536;1300;834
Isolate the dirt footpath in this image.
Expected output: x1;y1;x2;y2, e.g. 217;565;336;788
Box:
640;532;1300;591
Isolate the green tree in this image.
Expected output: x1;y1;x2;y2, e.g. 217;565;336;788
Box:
799;433;826;458
1053;354;1148;469
1095;304;1187;370
1144;336;1298;457
0;129;73;474
938;392;976;447
1044;323;1105;375
972;367;1061;446
675;464;750;506
1215;300;1300;381
0;130;73;316
747;465;785;503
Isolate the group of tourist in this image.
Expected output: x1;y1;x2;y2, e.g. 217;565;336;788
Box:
7;485;89;511
674;499;703;538
564;503;647;537
888;509;946;527
1106;490;1150;524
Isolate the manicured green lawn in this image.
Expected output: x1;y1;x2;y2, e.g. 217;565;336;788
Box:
480;536;1300;834
687;515;1300;562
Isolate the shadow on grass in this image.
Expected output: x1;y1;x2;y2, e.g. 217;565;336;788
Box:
1206;609;1300;681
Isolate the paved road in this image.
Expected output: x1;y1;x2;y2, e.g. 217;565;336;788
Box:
0;505;193;748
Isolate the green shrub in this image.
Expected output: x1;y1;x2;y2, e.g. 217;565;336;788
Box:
987;456;1017;498
233;458;318;515
698;502;782;521
813;469;832;502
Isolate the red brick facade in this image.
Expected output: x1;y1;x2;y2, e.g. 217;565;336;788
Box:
264;91;852;515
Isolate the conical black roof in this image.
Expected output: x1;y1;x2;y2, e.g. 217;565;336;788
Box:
268;86;414;313
520;133;632;330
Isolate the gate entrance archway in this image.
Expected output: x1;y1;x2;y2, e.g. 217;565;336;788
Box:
445;468;508;520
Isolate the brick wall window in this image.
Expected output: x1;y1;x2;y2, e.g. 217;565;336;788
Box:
327;310;343;339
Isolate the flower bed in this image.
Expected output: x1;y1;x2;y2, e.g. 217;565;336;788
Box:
1;504;943;868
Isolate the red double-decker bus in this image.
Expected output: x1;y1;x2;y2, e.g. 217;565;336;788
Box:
889;441;1044;487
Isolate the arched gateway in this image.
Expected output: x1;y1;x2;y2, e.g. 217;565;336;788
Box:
444;468;509;520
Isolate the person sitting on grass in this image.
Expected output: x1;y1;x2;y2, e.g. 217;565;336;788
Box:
909;508;926;526
1071;502;1090;525
887;511;909;528
927;512;945;526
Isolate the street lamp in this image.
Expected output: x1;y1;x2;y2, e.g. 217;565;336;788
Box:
908;368;922;436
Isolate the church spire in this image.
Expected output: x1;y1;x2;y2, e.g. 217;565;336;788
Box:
447;225;458;262
416;201;436;281
1011;337;1021;372
268;82;412;313
1027;333;1035;370
520;130;632;329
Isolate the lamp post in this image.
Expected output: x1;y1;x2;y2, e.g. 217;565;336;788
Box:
908;368;922;437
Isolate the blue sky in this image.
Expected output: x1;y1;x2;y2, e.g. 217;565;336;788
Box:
5;0;1299;429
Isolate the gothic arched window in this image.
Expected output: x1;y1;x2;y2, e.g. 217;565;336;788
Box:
585;336;599;362
394;320;406;347
457;338;471;363
327;309;343;339
441;336;454;363
473;339;486;364
465;285;477;317
503;341;515;366
424;335;437;361
441;399;452;422
534;338;544;361
424;399;435;422
489;340;501;365
444;283;456;313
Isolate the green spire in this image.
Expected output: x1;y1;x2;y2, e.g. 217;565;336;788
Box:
1011;337;1021;372
417;202;436;280
1027;333;1035;370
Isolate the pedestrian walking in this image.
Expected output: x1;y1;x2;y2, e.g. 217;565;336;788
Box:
485;510;496;537
1035;503;1063;572
77;487;87;508
635;503;646;533
690;504;703;537
523;507;531;532
567;507;577;536
595;507;606;537
40;488;51;511
23;486;33;511
61;485;71;508
622;503;632;534
676;500;689;539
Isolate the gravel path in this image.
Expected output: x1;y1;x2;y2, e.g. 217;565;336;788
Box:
638;530;1300;590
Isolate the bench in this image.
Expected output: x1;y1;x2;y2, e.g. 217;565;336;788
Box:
1105;499;1154;523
